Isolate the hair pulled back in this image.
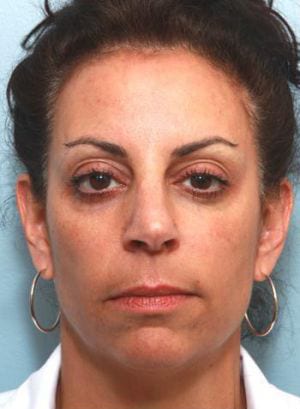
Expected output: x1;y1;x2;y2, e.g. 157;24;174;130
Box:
7;0;300;201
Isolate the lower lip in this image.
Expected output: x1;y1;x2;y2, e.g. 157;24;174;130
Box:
107;294;191;313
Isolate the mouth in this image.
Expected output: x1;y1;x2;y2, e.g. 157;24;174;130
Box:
109;284;195;299
106;285;196;313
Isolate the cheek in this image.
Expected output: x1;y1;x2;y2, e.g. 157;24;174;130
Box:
184;200;261;265
46;204;122;315
47;188;126;267
182;200;261;307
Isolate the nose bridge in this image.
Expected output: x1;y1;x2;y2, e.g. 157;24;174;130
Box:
122;170;179;253
136;179;172;227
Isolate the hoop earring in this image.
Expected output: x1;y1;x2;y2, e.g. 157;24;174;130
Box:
30;270;61;334
244;274;278;337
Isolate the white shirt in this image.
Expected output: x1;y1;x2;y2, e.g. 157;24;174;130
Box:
0;346;299;409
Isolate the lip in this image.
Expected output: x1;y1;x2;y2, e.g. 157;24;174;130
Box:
106;285;196;313
108;285;195;299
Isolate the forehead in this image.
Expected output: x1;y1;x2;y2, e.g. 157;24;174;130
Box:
52;47;254;156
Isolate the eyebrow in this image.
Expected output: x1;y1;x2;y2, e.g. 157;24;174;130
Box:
171;136;238;157
64;135;238;158
65;137;128;158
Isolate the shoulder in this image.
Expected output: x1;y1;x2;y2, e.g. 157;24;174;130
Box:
0;345;61;409
268;384;300;408
0;391;15;407
241;347;300;409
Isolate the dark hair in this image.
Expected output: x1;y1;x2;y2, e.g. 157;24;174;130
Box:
5;0;300;336
7;0;300;201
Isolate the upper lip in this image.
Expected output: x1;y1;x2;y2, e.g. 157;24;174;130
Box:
109;285;195;299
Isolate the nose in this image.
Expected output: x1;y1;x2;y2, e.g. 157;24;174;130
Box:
122;185;180;254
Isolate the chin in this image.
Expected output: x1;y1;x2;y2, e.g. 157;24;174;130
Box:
111;327;197;371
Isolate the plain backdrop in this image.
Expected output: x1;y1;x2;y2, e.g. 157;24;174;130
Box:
0;0;300;396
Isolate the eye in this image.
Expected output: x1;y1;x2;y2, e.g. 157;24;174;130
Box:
180;169;229;198
71;169;124;195
183;173;223;191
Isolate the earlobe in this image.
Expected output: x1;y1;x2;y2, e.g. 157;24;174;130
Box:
254;179;293;282
16;173;54;280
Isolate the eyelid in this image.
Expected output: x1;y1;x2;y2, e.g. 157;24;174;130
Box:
72;161;130;182
169;158;229;177
73;161;226;180
173;160;229;182
69;159;232;202
70;169;127;200
69;161;129;196
178;166;228;187
173;162;230;197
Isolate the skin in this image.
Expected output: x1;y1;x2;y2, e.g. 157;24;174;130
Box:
16;47;293;409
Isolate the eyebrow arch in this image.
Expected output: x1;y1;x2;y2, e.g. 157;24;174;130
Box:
171;136;238;157
64;135;238;159
64;137;127;158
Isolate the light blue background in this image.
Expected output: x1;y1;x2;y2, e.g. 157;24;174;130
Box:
0;0;300;396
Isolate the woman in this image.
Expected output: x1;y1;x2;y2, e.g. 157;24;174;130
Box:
1;0;300;408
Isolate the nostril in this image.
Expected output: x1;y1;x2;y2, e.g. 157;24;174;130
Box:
165;238;176;249
134;240;145;248
129;238;178;253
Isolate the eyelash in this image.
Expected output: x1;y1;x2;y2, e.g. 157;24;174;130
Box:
70;167;119;202
179;168;229;200
70;166;229;203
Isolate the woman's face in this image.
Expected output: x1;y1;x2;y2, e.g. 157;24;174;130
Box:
19;48;290;370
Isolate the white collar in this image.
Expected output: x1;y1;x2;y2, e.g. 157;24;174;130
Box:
2;345;300;409
241;347;300;409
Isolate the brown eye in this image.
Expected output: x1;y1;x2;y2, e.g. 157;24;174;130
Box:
190;174;213;190
89;173;112;190
72;171;122;194
181;171;228;195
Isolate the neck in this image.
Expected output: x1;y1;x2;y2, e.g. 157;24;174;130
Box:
56;325;246;409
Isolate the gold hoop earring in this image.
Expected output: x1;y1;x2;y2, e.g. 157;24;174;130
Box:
30;270;60;334
244;274;278;337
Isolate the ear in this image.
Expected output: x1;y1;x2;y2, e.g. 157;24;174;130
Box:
16;173;54;280
254;179;293;282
